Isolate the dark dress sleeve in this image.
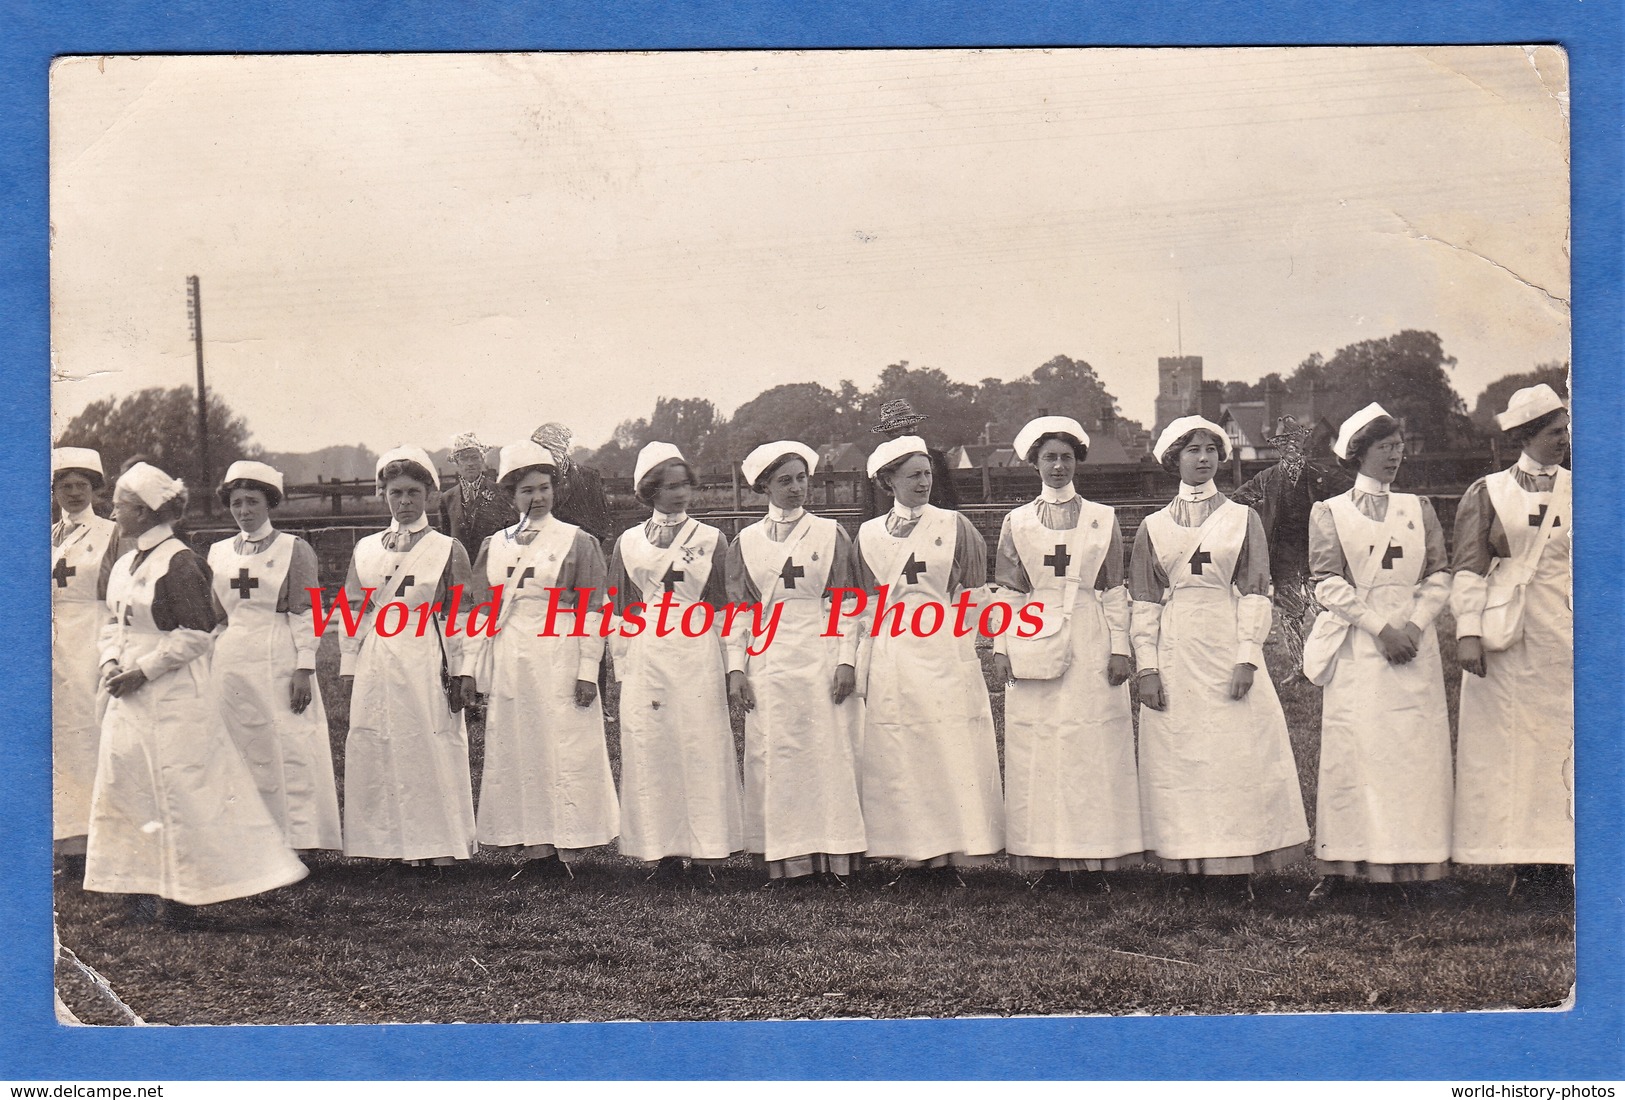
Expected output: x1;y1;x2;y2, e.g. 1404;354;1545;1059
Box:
281;535;323;670
95;533;119;603
606;532;644;614
699;529;731;610
1231;505;1273;597
947;512;988;593
151;548;221;632
128;547;220;680
1096;513;1126;592
993;512;1031;594
1128;522;1166;605
559;528;608;604
1450;477;1501;577
275;535;321;615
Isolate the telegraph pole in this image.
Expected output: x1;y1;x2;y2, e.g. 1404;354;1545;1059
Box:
186;276;210;513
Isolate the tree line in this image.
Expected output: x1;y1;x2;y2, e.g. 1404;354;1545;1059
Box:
55;330;1568;486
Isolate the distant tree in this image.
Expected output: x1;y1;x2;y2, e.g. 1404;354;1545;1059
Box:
968;355;1124;446
587;396;728;473
1470;362;1569;430
861;361;984;448
55;386;263;492
831;380;866;441
1026;355;1120;426
1215;373;1287;405
647;396;727;468
1289;330;1476;448
725;382;845;453
587;439;636;477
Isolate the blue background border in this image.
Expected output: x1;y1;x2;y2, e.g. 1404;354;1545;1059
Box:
3;0;1620;1081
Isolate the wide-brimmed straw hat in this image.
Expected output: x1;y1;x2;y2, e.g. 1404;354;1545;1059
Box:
871;399;927;435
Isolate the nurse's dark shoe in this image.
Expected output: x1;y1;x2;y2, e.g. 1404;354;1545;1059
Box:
1208;874;1253;903
1306;876;1343;905
123;894;162;926
647;857;685;885
158;900;210;931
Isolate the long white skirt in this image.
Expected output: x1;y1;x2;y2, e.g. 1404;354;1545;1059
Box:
52;595;104;851
616;620;743;861
1004;596;1143;868
860;600;1004;862
214;612;342;850
1138;587;1308;869
1454;546;1573;864
478;599;619;853
742;599;866;864
1316;584;1452;877
85;651;307;905
343;628;477;862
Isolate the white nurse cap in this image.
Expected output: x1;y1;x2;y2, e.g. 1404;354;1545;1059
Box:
866;435;927;479
1012;416;1090;462
1495;383;1567;431
115;462;185;510
633;441;687;487
375;445;441;491
497;440;555;483
742;440;819;487
221;459;285;496
1152;415;1229;464
1332;402;1393;460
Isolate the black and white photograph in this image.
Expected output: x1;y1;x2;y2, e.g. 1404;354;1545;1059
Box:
47;47;1575;1027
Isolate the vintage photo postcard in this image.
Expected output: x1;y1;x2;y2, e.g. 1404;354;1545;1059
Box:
45;46;1581;1038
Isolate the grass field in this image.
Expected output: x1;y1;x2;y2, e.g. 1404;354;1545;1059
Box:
52;614;1575;1025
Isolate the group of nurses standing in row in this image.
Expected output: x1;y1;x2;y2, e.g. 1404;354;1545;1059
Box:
50;383;1572;922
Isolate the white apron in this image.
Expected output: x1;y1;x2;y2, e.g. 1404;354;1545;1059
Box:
343;530;477;861
857;506;1004;861
51;513;117;845
208;533;342;851
615;520;744;861
1137;502;1309;860
1003;500;1143;861
1455;468;1573;864
477;518;619;852
85;539;307;904
1315;492;1452;867
737;515;866;862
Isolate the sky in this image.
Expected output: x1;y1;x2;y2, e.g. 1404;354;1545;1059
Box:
49;47;1571;456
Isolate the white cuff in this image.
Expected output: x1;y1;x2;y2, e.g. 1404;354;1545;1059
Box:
134;650;170;681
1357;610;1389;637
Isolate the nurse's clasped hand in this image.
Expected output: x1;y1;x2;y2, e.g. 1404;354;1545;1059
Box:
1376;624;1418;665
